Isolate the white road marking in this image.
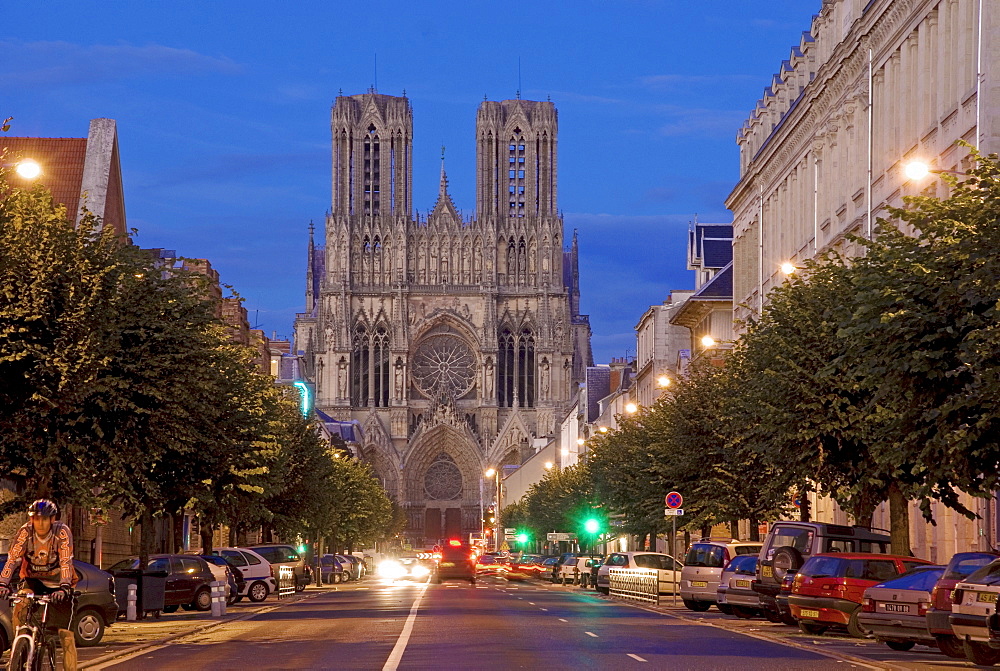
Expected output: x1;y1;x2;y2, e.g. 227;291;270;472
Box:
540;608;548;611
627;654;647;662
528;602;535;605
382;582;429;671
585;631;598;637
559;618;568;622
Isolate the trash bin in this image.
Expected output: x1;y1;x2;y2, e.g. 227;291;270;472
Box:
113;569;168;618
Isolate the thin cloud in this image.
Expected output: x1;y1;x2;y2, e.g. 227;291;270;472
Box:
0;40;242;86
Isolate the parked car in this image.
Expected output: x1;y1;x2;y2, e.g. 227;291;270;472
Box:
110;554;217;613
717;555;762;619
198;554;244;605
538;556;559;579
680;539;762;612
339;554;365;581
949;558;1000;666
589;556;604;589
858;564;945;651
925;551;999;658
774;572;799;625
433;541;476;585
320;554;346;584
560;557;599;586
246;544;310;592
0;556;118;649
595;552;683;596
551;553;579;582
789;552;931;637
754;522;892;622
212;547;277;602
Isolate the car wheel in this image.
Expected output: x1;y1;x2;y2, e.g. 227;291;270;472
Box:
162;604;179;613
732;606;757;619
798;621;828;636
248;580;269;602
717;603;734;615
964;640;1000;666
227;590;239;606
181;603;195;611
935;634;966;658
596;586;609;595
683;599;711;612
845;608;866;638
71;608;106;647
780;612;798;627
885;640;915;652
193;587;212;611
294;581;306;593
764;608;782;623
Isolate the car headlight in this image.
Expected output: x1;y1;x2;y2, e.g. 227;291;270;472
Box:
411;564;430;578
380;560;405;579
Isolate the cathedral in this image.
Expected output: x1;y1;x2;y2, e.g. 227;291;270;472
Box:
294;90;592;548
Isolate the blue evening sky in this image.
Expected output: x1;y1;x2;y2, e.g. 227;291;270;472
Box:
2;1;818;363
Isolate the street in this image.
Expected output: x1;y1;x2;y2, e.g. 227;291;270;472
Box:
75;576;975;671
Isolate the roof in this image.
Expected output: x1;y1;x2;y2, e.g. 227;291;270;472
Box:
585;367;611;423
3;137;88;219
315;409;364;443
693;261;732;299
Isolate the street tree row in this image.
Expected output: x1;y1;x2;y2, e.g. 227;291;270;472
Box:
508;148;1000;557
0;177;401;559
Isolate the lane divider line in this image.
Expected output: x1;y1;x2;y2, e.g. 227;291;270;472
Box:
627;654;647;662
585;631;598;638
382;582;429;671
559;618;568;622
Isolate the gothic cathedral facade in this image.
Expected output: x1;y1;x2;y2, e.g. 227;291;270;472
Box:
295;91;591;548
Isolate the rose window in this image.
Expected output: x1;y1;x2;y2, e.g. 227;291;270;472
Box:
424;454;463;500
411;334;477;397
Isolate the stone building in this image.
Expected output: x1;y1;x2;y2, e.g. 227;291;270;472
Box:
295;92;592;548
726;0;999;560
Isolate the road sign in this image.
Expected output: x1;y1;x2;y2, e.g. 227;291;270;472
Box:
546;532;575;541
505;528;516;535
504;534;516;541
664;508;684;516
665;491;683;509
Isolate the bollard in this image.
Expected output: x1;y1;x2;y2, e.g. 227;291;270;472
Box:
210;580;225;617
126;583;137;621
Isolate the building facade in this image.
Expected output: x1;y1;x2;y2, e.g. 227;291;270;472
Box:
726;0;999;559
295;92;592;548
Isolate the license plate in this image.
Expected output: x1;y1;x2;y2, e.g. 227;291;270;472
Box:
691;581;708;588
800;609;820;619
735;580;751;588
978;592;999;603
762;566;773;578
440;562;454;567
883;603;910;613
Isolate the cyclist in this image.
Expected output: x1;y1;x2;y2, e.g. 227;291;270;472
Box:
0;499;78;670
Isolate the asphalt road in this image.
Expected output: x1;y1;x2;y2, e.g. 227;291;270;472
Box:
84;577;963;670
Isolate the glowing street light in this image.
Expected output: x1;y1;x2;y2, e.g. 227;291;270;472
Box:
657;375;671;388
544;461;554;470
903;160;931;181
2;158;42;180
780;262;796;275
598;426;608;433
576;438;585;446
701;335;717;348
625;402;638;414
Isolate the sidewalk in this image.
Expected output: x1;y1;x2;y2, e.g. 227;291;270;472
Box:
78;585;335;669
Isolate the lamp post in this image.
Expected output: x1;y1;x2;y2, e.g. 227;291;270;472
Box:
903;160;968;181
484;467;501;552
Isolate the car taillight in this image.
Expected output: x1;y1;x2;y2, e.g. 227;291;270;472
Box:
862;596;875;613
918;600;930;616
952;588;964;605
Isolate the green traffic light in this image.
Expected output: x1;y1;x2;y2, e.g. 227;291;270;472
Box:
584;518;599;534
298;544;307;554
516;532;529;543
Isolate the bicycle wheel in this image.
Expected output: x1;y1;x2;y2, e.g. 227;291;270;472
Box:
6;637;32;671
41;640;57;671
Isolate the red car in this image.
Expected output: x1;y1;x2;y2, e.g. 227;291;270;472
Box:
788;553;932;637
925;551;999;658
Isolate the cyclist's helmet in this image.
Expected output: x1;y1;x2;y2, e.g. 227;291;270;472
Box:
27;499;58;518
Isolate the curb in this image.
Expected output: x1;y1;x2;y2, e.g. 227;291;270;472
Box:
79;588;330;669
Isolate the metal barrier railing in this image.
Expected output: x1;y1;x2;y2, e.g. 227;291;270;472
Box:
609;568;659;605
277;566;296;599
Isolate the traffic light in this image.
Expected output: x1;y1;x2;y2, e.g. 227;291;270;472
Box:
516;531;529;544
584;518;600;534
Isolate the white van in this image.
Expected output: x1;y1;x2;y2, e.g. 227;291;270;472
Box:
214;547;277;602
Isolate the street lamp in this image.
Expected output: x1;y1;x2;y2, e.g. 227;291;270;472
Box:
657;375;671;388
544;461;554;470
903;160;968;181
2;158;42;180
780;262;796;275
701;335;716;348
625;402;638;414
484;467;501;552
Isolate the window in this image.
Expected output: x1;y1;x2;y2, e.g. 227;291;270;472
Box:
826;539;853;553
946;554;998;580
221;550;248;567
610;554;628;567
684;544;726;568
282;548;301;562
497;326;535;408
844;559;897;582
734;545;761;556
730;556;758;575
351;322;391;407
858;540;891;554
765;527;814;559
179;557;202;574
800;556;845;578
147;558;170;573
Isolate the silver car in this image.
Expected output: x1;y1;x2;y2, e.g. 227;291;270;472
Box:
858;564;944;652
717;555;762;618
680;540;762;611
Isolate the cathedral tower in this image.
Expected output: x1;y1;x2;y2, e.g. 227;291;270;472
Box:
296;92;591;550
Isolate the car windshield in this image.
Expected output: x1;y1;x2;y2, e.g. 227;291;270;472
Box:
874;566;944;590
685;545;726;568
966;560;1000;585
727;556;757;575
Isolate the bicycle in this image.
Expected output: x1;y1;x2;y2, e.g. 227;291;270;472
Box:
6;591;62;671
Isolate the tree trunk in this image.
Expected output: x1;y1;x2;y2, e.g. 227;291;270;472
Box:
171;514;184;553
200;521;214;555
139;508;154;568
888;482;911;556
749;517;760;542
729;520;739;540
799;486;811;522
